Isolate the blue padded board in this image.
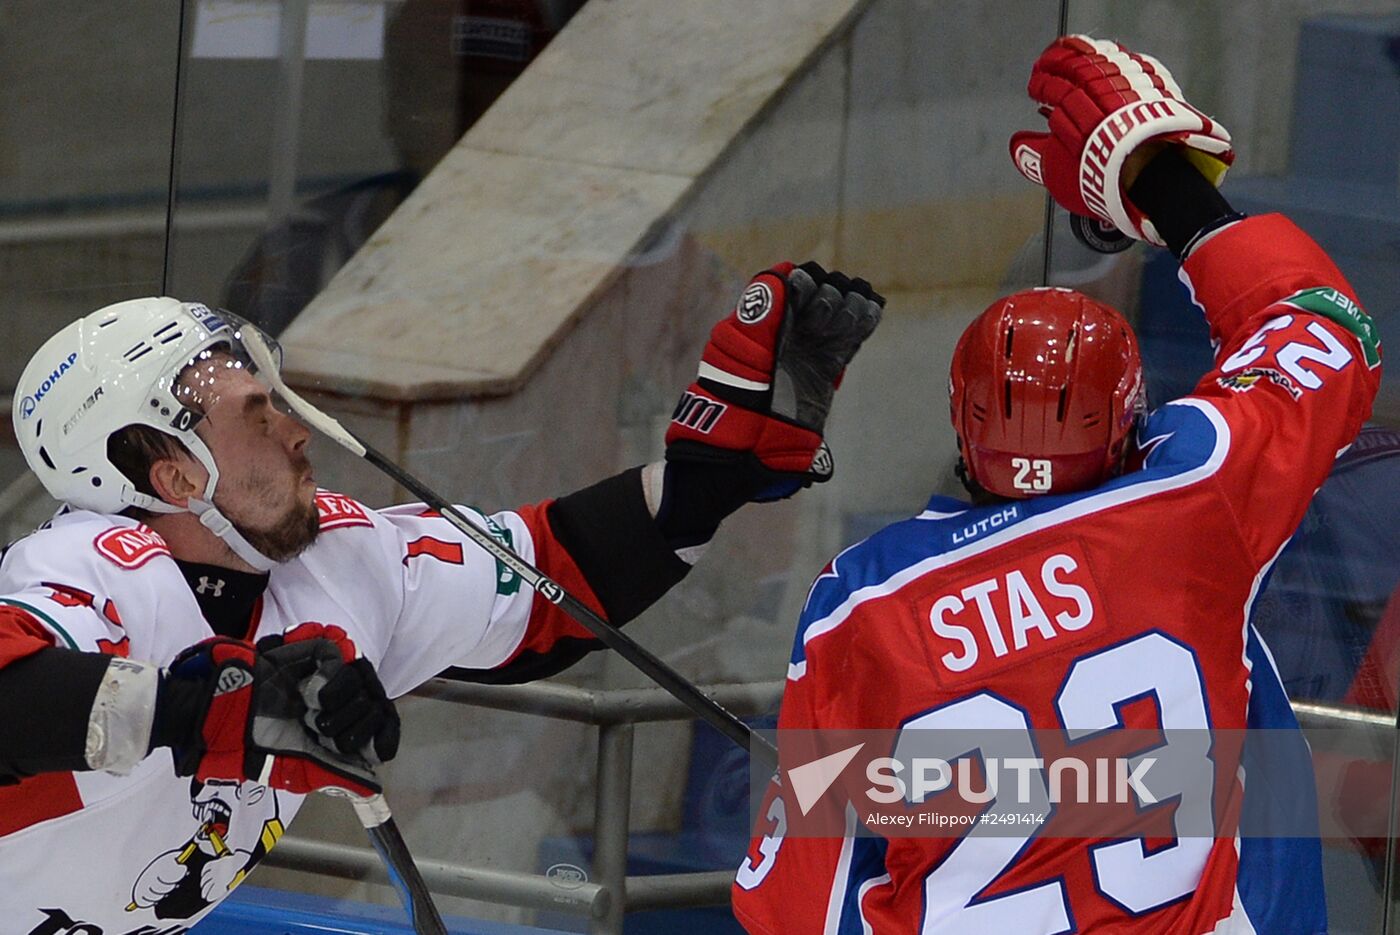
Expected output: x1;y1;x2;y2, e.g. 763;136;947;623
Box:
202;885;575;935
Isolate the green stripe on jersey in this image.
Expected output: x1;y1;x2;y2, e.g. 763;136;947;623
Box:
449;504;522;597
0;597;80;649
1280;287;1381;368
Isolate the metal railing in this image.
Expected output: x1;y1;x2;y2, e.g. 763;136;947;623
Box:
263;677;1398;934
265;679;784;934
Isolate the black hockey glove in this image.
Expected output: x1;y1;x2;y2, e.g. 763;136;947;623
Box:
151;624;399;797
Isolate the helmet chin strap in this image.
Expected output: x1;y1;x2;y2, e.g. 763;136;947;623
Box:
187;498;279;573
120;485;280;571
181;433;279;573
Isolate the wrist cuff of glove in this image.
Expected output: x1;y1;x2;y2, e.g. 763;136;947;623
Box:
86;658;159;774
149;672;212;774
1127;147;1240;258
654;453;771;551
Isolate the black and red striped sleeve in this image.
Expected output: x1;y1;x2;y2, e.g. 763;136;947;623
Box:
465;467;691;684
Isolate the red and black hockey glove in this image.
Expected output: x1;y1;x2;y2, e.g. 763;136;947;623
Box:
665;262;883;503
1010;35;1233;245
153;624;399;797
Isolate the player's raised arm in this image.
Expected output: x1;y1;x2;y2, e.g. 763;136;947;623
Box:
1163;192;1380;564
397;263;883;685
1010;34;1381;565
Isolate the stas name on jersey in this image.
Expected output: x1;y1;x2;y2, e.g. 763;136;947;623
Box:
925;542;1103;682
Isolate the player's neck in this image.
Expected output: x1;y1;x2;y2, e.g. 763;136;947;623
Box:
144;512;262;574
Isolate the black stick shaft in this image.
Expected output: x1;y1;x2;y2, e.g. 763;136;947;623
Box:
359;439;779;772
345;793;448;934
365;818;448;934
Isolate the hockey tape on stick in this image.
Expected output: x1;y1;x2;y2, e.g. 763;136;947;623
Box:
323;790;448;935
239;324;778;771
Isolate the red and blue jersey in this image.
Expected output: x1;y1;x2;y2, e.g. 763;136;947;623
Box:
733;215;1381;934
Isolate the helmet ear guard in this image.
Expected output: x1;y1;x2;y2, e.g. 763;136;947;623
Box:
948;287;1144;500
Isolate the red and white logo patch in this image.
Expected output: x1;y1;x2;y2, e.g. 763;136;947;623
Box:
94;525;171;570
316;490;374;531
1013;142;1044;185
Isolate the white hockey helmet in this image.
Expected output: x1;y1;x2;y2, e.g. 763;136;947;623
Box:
13;297;286;570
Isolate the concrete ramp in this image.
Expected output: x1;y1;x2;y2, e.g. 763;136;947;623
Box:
280;0;870;402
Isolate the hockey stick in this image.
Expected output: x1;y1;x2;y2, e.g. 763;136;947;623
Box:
320;787;447;933
348;793;448;935
241;326;778;771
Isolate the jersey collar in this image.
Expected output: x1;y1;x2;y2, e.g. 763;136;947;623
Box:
174;559;270;639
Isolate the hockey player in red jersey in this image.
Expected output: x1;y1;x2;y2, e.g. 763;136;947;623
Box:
0;263;880;928
733;36;1380;934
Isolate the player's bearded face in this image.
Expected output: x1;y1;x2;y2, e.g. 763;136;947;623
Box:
177;354;319;562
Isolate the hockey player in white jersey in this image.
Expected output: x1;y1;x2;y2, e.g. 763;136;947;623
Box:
0;265;882;931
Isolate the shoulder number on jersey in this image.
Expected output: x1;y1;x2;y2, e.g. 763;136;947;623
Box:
404;536;465;566
1219;313;1353;397
418;507;522;596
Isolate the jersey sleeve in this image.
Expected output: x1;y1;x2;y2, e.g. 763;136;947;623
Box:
369;500;604;697
0;543;143;782
1171;214;1382;566
0;517;198;676
0;556;137;668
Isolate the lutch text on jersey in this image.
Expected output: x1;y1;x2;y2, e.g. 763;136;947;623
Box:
951;505;1020;545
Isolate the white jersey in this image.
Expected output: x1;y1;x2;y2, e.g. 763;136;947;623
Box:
0;489;580;934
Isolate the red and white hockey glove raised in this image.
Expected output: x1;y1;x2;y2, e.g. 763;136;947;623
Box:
1010;35;1234;245
665;262;883;501
153;623;399;797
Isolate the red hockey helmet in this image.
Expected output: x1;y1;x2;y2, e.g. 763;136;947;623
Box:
949;287;1144;499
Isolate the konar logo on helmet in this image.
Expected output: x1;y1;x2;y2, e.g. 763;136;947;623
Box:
19;351;78;420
